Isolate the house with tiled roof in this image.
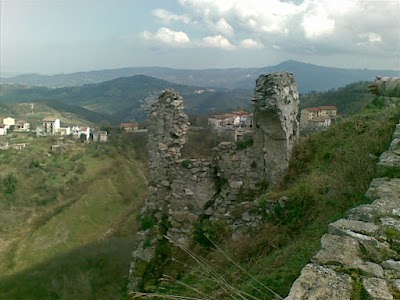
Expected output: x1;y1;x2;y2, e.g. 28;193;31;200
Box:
300;106;337;131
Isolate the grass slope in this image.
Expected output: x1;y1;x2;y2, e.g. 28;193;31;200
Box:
151;105;400;299
0;132;148;299
0;102;96;129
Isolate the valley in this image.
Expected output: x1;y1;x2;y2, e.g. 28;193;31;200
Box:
0;67;399;299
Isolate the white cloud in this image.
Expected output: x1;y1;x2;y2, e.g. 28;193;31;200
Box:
239;39;263;49
143;0;399;67
152;9;191;24
142;27;190;45
200;35;236;50
215;18;234;36
301;5;335;39
357;32;382;47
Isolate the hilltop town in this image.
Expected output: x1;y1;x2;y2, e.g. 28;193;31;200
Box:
0;114;108;150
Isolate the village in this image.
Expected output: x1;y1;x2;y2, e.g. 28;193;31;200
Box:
0;112;155;152
206;105;338;140
0;103;338;151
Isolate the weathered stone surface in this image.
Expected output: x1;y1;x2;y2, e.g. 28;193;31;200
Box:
382;260;400;271
357;262;384;278
284;264;352;300
311;234;363;267
393;279;400;292
252;72;299;185
363;278;393;300
348;178;400;222
329;219;379;236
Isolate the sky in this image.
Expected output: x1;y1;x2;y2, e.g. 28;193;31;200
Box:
1;0;399;74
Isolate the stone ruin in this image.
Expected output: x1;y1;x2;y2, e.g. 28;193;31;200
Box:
128;72;300;291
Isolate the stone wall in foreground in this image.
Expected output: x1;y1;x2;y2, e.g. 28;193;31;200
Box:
284;118;400;300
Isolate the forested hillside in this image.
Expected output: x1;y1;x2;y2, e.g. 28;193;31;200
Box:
300;81;374;115
0;76;251;122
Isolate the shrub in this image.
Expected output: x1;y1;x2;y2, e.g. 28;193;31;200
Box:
235;138;253;150
29;160;41;168
140;214;158;231
3;174;17;194
181;159;191;169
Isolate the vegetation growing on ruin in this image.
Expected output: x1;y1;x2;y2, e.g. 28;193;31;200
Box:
145;105;400;299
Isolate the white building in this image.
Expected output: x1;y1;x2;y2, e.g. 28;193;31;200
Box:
0;125;7;136
300;106;337;131
14;120;30;132
57;127;71;136
42;117;61;135
3;117;15;130
72;126;91;141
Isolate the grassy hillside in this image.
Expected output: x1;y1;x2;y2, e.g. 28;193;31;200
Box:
143;105;400;299
0;102;97;129
0;131;148;299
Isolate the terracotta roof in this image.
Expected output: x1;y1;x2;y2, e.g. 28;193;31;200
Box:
319;106;337;110
231;111;250;116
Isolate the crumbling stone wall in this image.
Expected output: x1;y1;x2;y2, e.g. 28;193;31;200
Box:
284;119;400;300
129;72;300;291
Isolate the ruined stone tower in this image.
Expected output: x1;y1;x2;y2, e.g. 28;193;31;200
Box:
252;72;299;184
129;72;300;292
144;89;189;216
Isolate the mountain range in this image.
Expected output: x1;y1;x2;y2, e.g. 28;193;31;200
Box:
1;75;252;122
2;60;399;93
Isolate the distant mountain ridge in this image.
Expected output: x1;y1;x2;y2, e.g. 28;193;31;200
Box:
0;75;252;122
2;60;399;93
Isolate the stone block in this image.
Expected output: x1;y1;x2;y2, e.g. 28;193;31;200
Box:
311;234;363;267
363;278;393;300
284;264;352;300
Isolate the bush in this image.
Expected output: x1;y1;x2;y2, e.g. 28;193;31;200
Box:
235;138;253;150
181;159;191;169
140;214;158;231
3;174;17;194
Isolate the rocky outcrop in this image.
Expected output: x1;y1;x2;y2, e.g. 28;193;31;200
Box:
284;117;400;300
129;73;300;291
